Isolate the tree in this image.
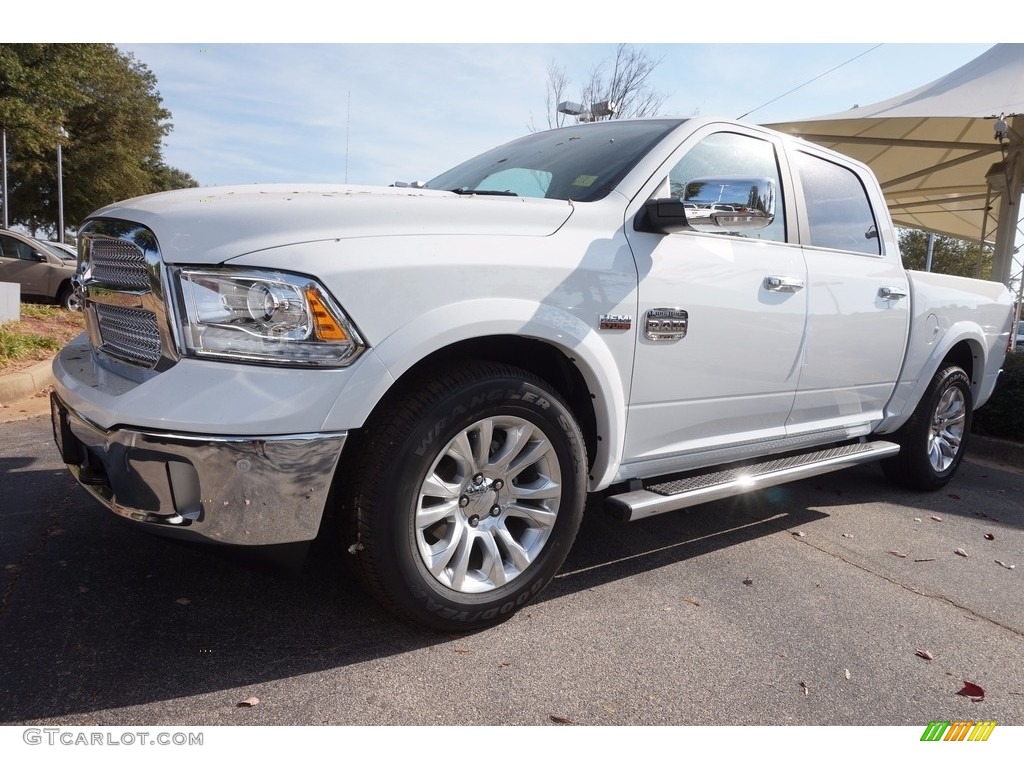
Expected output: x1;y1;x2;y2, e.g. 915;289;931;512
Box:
537;44;667;130
1;44;197;238
898;228;991;279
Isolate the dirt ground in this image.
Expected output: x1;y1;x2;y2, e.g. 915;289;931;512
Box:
0;305;85;375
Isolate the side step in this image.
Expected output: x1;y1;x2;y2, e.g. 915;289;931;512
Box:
606;441;900;522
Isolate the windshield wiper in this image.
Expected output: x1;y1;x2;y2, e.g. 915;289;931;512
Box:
448;188;518;196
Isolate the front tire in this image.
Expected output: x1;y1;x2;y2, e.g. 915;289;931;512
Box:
881;365;972;490
57;283;82;311
343;361;587;631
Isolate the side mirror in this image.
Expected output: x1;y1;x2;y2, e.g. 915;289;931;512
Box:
637;176;776;235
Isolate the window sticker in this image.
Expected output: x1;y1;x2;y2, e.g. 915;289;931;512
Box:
572;175;598;187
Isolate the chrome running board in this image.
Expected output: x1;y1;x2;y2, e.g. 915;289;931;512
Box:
606;441;900;522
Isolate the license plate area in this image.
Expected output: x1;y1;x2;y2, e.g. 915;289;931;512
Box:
50;393;83;465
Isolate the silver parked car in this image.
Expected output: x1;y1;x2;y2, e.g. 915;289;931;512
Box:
0;229;80;310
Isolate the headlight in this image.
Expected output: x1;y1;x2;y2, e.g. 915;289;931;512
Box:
175;268;365;366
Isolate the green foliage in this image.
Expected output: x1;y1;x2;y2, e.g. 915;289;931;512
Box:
898;229;992;279
0;322;63;365
973;351;1024;442
1;44;197;237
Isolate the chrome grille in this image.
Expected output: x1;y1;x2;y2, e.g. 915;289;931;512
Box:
94;304;162;367
90;238;149;290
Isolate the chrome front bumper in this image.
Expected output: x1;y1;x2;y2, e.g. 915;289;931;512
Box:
50;393;347;545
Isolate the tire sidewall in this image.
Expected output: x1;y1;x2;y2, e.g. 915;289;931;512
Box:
368;371;586;629
909;367;973;487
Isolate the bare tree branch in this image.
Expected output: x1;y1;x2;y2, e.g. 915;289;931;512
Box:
540;44;666;129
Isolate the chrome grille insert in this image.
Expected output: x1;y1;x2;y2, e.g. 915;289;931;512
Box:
95;305;162;367
90;238;149;290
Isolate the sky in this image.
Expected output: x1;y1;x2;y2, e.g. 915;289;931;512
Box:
116;43;995;188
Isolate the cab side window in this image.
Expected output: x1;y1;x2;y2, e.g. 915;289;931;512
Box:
667;132;786;242
794;151;881;255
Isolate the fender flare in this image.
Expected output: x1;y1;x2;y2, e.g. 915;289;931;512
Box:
320;297;632;491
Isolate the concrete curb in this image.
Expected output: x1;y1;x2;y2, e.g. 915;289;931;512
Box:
967;434;1024;469
0;357;55;407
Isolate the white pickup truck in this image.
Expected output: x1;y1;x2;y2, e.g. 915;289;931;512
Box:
51;117;1014;630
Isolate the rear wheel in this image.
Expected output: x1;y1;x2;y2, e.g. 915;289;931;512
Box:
881;365;972;490
342;361;587;631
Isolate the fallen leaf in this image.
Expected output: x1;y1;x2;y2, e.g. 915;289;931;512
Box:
742;577;754;586
889;550;908;558
841;533;853;539
995;560;1016;570
454;648;471;654
685;597;702;607
800;681;810;695
844;669;851;680
792;531;806;538
957;681;985;701
947;494;961;500
984;533;995;541
931;515;943;521
915;649;935;660
914;558;936;563
954;548;968;558
549;715;574;725
175;597;191;605
78;585;88;593
913;517;922;522
5;564;20;575
499;662;510;668
237;696;260;708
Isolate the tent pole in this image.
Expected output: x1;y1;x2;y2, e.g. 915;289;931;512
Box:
990;115;1024;286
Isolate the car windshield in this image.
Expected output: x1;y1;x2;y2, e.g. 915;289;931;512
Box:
40;242;76;261
426;119;683;202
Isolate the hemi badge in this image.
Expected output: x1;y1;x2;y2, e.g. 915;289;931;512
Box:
645;308;688;341
599;313;633;331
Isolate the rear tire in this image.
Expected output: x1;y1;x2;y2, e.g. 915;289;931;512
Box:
341;361;587;632
881;365;972;490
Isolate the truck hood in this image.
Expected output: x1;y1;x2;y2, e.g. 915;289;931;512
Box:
86;184;576;265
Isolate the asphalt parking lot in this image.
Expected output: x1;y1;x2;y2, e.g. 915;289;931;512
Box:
1;412;1023;727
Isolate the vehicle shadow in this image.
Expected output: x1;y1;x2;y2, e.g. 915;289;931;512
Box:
0;459;1019;723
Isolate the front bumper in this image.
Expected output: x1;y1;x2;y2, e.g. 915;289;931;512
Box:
50;392;346;545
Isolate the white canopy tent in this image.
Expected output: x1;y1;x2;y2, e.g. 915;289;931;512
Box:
767;43;1024;289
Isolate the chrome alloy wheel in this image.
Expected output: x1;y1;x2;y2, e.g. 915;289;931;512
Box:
415;415;562;594
928;384;967;473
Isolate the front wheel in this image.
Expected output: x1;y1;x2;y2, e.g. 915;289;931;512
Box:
57;283;82;311
881;365;972;490
343;362;587;631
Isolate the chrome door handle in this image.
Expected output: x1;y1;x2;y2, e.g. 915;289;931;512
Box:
763;276;804;293
878;286;908;300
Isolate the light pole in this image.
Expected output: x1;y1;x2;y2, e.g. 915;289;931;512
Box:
1;128;8;229
56;126;68;244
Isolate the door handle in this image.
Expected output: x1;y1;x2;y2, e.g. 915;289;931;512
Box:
878;286;908;300
763;276;804;293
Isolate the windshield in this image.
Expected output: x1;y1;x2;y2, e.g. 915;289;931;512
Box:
40;242;76;261
427;120;683;202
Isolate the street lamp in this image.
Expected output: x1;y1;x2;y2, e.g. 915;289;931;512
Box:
557;100;618;124
56;126;68;244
